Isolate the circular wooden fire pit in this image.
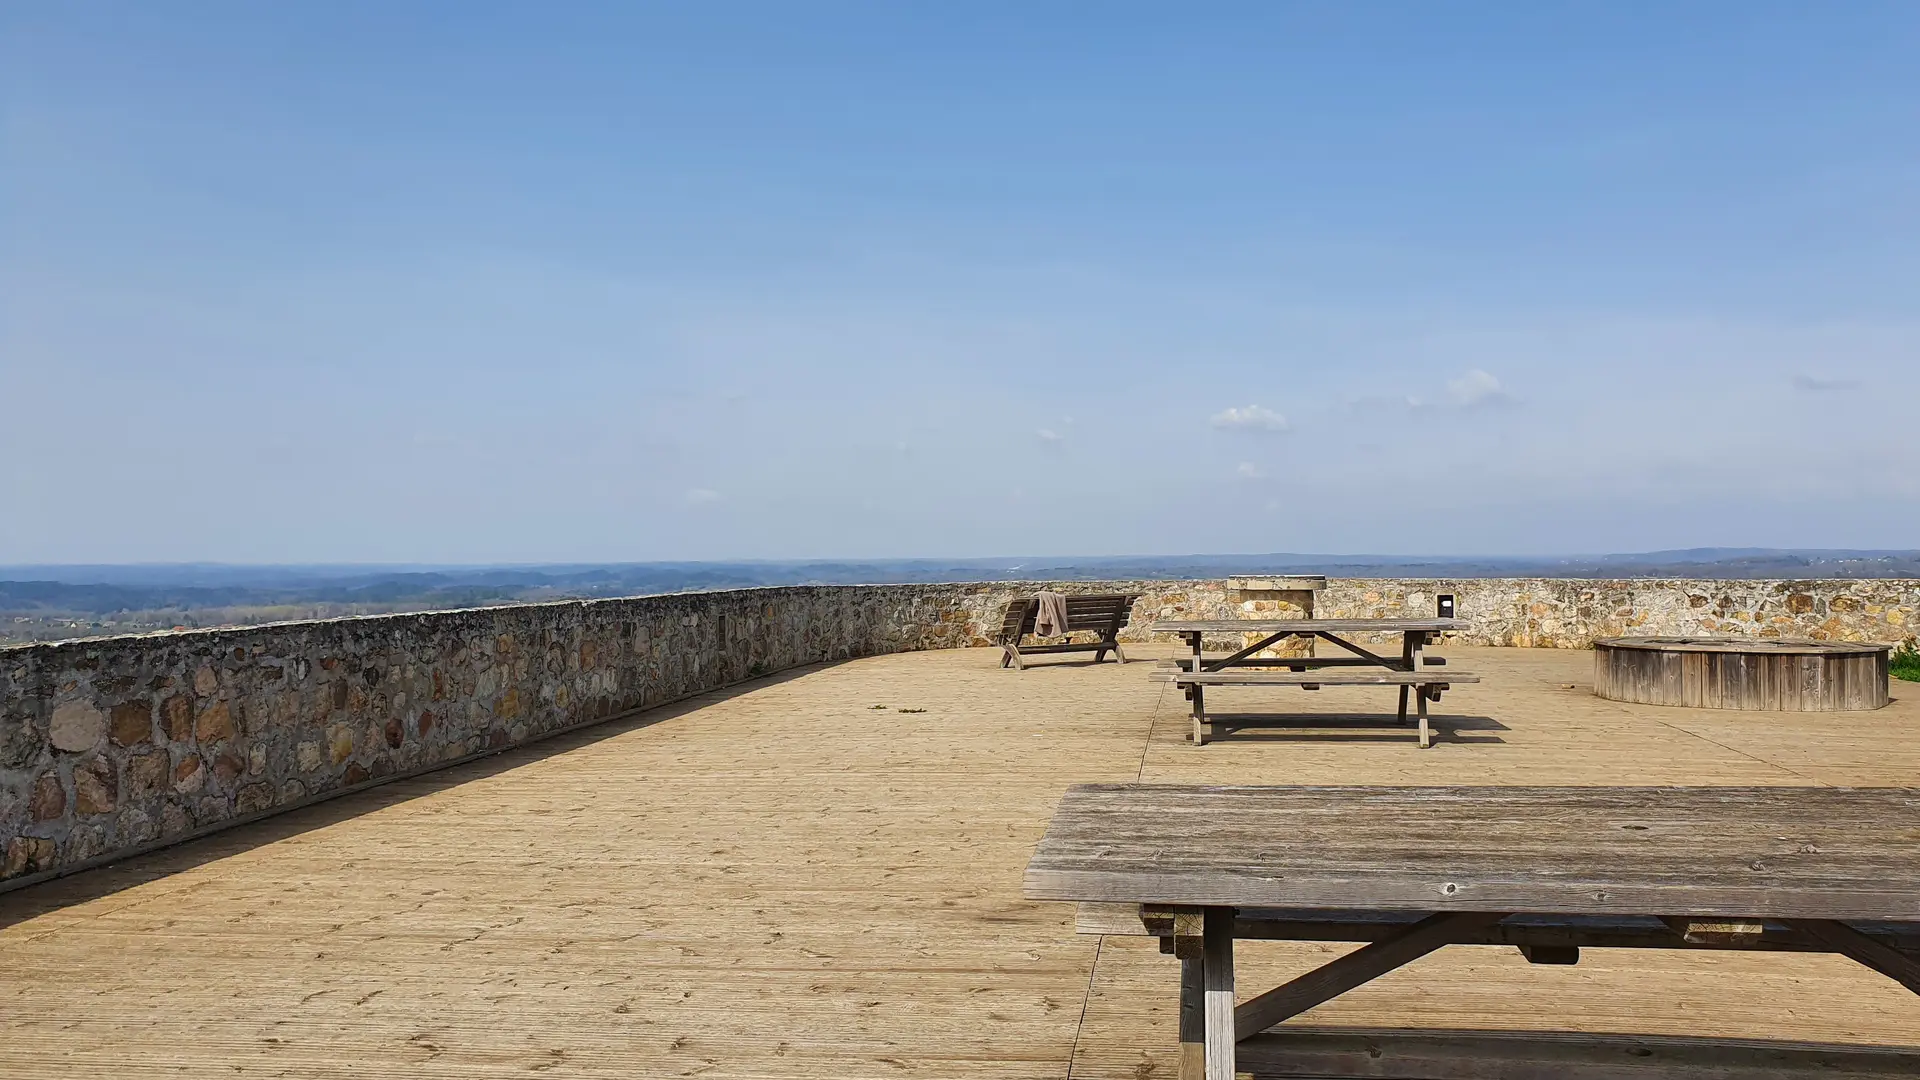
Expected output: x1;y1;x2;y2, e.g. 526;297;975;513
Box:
1593;637;1890;711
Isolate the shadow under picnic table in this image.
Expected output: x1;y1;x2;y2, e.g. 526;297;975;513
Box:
1236;1025;1920;1078
1200;712;1508;745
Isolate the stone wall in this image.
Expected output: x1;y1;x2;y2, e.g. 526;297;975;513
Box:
954;577;1920;648
1311;578;1919;648
4;577;1915;892
0;586;994;892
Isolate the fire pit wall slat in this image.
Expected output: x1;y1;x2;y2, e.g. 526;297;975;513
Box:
1593;637;1891;711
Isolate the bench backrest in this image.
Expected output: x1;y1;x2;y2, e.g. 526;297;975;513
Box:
999;593;1138;642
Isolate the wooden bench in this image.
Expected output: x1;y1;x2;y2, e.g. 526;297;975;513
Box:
1149;667;1478;748
1026;784;1920;1080
998;593;1137;669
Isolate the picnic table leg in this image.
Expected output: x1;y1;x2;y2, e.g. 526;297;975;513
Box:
1397;633;1415;725
1409;632;1429;745
1181;631;1211;746
1178;945;1205;1080
1202;907;1236;1080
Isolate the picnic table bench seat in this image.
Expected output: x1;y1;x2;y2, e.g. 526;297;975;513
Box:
1153;656;1447;669
1149;670;1473;686
1151;668;1476;748
998;592;1137;669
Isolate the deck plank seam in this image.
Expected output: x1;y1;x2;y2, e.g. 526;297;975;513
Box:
1581;686;1824;784
1137;680;1170;781
1641;709;1832;786
1062;676;1168;1076
1064;934;1106;1079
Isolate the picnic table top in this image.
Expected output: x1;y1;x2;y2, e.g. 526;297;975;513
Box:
1023;784;1920;921
1151;617;1469;634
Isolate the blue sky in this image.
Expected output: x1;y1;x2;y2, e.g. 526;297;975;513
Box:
4;3;1917;563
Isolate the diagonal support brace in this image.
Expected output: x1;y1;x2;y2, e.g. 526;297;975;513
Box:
1784;918;1920;995
1234;910;1510;1039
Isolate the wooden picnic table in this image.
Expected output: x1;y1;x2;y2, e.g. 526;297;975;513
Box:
1025;784;1920;1079
1150;618;1476;747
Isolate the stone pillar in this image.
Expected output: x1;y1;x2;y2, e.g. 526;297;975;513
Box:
1226;576;1326;659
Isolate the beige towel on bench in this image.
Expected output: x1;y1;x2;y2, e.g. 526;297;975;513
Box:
1034;591;1071;637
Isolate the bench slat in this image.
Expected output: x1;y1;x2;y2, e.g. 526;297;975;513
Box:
1151;671;1479;686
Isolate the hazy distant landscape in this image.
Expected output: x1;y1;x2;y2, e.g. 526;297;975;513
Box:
4;549;1918;646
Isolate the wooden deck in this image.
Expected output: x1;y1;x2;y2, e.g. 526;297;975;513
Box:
3;645;1918;1078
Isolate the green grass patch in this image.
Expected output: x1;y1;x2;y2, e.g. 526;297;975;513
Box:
1893;642;1920;683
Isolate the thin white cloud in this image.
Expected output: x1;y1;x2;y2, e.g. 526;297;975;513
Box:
1210;404;1288;431
1447;369;1515;408
1792;373;1859;392
1236;461;1265;479
1348;393;1426;412
1036;428;1065;444
684;488;722;504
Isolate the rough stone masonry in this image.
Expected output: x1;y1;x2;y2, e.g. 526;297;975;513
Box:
3;577;1914;891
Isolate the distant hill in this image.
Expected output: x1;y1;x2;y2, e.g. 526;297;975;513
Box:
4;550;1918;634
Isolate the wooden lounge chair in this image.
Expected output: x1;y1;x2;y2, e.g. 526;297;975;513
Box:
998;593;1137;669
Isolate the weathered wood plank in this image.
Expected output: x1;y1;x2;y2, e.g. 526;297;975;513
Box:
1025;785;1920;919
1203;908;1236;1080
